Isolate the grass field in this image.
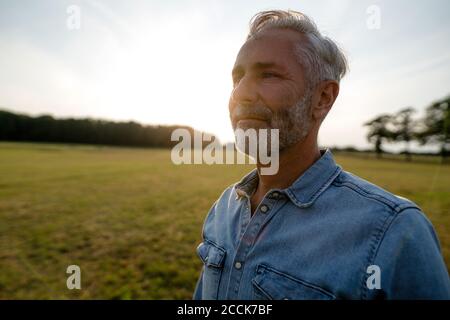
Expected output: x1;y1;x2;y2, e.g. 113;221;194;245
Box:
0;142;449;299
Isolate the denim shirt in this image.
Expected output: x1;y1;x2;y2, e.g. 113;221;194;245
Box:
193;149;450;300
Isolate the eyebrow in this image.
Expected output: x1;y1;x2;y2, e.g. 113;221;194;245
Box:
232;62;286;77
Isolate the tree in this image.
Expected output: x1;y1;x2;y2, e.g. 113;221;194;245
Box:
392;107;417;161
0;109;216;149
417;95;450;163
364;114;395;158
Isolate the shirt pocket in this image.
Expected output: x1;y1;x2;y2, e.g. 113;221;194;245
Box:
196;240;227;299
252;264;336;300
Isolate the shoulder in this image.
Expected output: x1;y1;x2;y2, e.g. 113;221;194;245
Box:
330;171;448;299
331;169;421;214
366;205;449;299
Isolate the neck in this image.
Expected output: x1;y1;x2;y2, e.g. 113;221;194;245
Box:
255;133;321;194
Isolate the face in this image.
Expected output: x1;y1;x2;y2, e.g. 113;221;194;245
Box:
229;28;313;151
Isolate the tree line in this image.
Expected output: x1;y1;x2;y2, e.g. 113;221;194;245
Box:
1;94;448;161
0;109;215;149
364;94;450;161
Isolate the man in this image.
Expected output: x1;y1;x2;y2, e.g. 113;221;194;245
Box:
193;10;450;299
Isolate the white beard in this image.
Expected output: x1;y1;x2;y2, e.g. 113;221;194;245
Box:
232;89;313;154
269;90;312;151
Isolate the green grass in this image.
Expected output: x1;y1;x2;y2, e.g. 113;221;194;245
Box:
0;142;449;299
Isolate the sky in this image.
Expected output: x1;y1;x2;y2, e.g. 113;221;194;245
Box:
1;0;449;151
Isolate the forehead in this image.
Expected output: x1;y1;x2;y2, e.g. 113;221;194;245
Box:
234;28;306;70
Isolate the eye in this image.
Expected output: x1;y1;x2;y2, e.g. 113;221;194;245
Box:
261;72;280;79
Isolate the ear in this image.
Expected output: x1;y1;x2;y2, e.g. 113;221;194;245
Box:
311;80;340;122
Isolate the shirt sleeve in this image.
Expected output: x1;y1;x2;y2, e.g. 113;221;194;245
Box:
367;207;450;299
192;200;220;300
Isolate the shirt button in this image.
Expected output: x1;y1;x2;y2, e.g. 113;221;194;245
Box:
260;205;269;213
234;262;242;269
272;192;279;198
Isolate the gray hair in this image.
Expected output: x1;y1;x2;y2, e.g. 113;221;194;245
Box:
247;10;348;89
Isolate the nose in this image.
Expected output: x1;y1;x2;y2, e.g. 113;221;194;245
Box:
230;75;258;107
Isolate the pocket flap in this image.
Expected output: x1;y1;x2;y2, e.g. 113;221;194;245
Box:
196;241;226;268
252;264;335;300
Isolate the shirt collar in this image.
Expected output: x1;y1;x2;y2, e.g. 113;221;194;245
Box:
234;149;342;208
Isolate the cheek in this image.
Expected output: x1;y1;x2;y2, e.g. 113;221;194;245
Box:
260;82;300;110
